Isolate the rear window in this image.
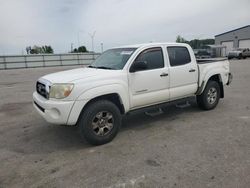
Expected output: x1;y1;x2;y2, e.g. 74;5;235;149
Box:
167;47;191;66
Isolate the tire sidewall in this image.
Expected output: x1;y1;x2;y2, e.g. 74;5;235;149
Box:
202;81;220;110
197;81;220;110
78;100;121;145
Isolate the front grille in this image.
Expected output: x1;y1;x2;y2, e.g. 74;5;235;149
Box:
36;81;49;99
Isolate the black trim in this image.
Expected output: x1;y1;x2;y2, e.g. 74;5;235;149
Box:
196;81;205;95
227;73;233;85
127;97;195;115
36;81;49;99
34;101;45;112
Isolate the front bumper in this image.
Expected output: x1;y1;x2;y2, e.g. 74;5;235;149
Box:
33;92;74;125
227;73;233;85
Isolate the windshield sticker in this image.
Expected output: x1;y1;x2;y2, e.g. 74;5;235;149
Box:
120;51;133;55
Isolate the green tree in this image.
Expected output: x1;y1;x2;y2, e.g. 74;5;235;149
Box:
73;48;78;53
78;46;87;53
41;45;54;53
175;35;215;49
27;45;54;54
29;45;42;54
176;35;188;43
71;46;88;53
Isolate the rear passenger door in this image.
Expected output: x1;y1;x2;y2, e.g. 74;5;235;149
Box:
129;47;170;108
167;46;198;100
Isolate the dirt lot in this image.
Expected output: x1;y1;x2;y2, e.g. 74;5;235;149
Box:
0;60;249;188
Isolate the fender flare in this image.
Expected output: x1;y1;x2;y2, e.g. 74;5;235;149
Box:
196;73;223;96
76;84;130;112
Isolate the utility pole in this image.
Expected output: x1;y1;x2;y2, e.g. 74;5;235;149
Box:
71;43;74;52
89;31;96;53
77;32;80;48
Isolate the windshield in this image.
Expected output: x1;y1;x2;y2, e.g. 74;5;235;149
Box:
89;48;137;70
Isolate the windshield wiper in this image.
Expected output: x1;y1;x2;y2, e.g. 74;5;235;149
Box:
88;65;114;70
96;66;113;70
87;65;97;68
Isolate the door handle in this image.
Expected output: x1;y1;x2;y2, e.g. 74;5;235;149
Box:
189;69;196;72
160;73;169;77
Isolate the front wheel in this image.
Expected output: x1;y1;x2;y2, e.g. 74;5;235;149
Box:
197;81;221;110
78;100;121;145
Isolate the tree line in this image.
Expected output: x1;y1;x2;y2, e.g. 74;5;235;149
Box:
26;36;215;54
176;35;215;49
26;45;88;54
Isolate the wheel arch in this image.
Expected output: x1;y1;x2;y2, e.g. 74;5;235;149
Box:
67;84;129;125
81;93;125;115
73;93;125;126
197;74;224;98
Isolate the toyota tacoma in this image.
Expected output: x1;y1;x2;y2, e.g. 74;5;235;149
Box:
33;43;232;145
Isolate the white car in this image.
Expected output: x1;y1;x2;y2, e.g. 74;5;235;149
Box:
228;48;250;59
33;43;232;145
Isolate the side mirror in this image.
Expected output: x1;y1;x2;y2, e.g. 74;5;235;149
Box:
130;61;147;72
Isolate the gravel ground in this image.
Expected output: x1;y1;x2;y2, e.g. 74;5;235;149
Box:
0;59;249;188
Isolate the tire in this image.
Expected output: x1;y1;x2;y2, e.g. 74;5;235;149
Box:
238;54;242;59
197;81;220;110
78;100;121;145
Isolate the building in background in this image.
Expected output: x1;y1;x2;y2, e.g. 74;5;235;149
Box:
215;25;250;56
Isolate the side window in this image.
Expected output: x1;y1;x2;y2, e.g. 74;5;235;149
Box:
167;47;191;66
135;48;164;70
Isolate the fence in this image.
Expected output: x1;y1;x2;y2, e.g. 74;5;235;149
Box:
0;53;100;70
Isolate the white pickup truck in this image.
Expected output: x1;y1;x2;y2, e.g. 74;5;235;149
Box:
33;43;232;145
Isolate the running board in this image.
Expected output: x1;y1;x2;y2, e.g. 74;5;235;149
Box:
145;108;164;117
127;96;195;116
175;101;191;108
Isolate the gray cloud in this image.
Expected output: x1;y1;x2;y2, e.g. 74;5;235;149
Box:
0;0;249;54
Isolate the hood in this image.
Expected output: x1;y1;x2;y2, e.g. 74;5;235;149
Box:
41;67;114;83
228;51;241;54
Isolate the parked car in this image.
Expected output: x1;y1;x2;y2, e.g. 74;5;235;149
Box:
228;48;250;59
33;43;232;145
242;48;250;58
194;49;212;59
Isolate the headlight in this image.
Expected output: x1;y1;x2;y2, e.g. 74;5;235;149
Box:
49;83;74;99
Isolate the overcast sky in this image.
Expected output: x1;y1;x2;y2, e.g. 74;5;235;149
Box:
0;0;249;55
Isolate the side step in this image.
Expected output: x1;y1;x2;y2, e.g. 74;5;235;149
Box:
127;96;195;116
145;108;163;117
175;101;191;108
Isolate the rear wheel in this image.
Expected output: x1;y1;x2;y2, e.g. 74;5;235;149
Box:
78;100;121;145
197;81;220;110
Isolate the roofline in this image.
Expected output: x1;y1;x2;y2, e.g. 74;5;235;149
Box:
112;42;189;49
215;25;250;37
